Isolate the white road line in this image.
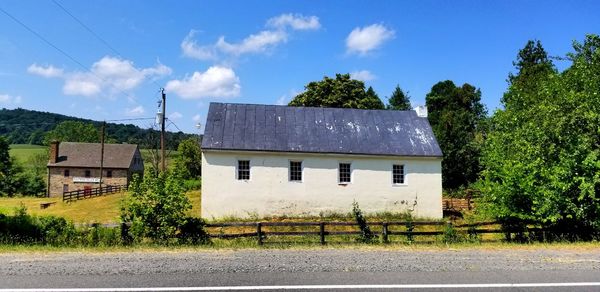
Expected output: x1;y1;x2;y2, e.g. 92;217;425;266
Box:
3;283;600;291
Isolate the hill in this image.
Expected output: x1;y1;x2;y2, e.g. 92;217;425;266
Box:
0;108;198;149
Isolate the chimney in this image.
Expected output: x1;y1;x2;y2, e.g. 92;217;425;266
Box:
49;141;59;163
414;105;428;118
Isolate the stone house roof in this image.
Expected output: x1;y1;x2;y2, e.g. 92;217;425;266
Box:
47;142;141;169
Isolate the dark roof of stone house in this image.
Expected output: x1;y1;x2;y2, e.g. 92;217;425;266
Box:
47;142;140;168
202;103;443;157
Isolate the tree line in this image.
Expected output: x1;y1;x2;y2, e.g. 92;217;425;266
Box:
0;108;198;149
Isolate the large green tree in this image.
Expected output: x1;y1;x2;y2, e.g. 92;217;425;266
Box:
43;121;99;144
387;85;412;110
289;73;385;109
425;80;487;190
174;137;202;179
480;35;600;235
0;137;14;196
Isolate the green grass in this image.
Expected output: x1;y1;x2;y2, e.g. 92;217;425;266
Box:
8;144;47;163
0;191;202;224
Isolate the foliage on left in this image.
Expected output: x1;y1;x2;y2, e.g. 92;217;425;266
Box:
121;171;209;244
0;137;45;197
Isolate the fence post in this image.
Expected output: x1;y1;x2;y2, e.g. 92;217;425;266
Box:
256;222;263;246
406;221;414;243
319;222;326;245
382;222;389;243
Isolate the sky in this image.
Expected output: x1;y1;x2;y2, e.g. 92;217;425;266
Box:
0;1;598;133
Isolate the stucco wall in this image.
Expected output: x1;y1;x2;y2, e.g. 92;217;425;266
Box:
201;151;442;219
48;167;129;197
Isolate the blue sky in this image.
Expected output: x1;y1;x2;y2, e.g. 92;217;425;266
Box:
0;1;598;133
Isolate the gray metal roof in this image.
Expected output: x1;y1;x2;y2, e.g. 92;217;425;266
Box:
47;142;141;168
202;103;442;157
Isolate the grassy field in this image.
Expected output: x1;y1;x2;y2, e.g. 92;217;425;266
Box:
8;144;47;164
0;190;201;224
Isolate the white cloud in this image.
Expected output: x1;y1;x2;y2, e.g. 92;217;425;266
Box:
181;13;319;60
346;24;395;55
181;30;216;60
350;70;376;82
267;13;321;30
275;96;287;105
27;64;64;78
192;114;202;122
165;66;241;99
29;56;172;97
0;93;22;108
125;105;145;116
169;111;183;120
216;30;287;56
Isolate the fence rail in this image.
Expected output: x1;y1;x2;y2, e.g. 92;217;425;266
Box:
63;184;127;202
204;220;531;245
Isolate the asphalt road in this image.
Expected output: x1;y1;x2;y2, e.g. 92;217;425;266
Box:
1;247;600;291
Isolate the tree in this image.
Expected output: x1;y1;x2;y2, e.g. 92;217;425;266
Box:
425;80;487;190
480;35;600;236
0;137;14;196
121;171;192;242
174;137;202;179
289;73;385;109
387;85;412;110
43;121;99;144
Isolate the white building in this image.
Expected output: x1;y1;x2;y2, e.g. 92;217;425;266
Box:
201;103;443;219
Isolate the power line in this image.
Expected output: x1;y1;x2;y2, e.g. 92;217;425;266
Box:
166;118;184;133
0;6;144;101
51;0;164;90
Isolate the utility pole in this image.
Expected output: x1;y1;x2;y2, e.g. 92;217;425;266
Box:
160;88;166;172
99;121;106;189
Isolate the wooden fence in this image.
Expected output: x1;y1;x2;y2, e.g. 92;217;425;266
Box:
204;220;535;245
63;184;127;202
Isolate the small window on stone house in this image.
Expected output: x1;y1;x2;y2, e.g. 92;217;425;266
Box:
106;170;112;178
85;170;91;178
64;170;70;177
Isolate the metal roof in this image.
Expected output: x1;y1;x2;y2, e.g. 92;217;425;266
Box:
202;103;442;157
47;142;140;168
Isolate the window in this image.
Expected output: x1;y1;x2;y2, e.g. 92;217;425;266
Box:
64;170;70;177
339;163;351;183
289;161;302;182
237;160;250;180
106;170;113;178
393;164;405;184
85;170;91;178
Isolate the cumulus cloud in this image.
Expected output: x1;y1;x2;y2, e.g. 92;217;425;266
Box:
125;105;145;116
350;70;376;82
27;64;64;78
182;13;320;60
28;56;172;97
165;66;241;99
0;93;22;106
346;24;395;55
181;30;216;61
192;114;202;122
267;13;321;30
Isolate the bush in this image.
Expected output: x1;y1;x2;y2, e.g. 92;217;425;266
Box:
182;179;201;191
177;217;210;245
352;201;374;243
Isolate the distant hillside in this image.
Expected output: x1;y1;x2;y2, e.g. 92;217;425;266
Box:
0;108;198;149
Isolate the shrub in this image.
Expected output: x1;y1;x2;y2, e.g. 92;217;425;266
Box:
182;179;201;191
352;201;374;243
177;217;210;245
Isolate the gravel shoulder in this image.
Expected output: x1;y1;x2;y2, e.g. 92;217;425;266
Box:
1;246;600;276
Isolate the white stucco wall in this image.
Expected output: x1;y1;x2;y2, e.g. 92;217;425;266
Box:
201;150;442;219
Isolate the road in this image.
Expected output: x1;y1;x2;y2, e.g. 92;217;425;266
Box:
1;247;600;291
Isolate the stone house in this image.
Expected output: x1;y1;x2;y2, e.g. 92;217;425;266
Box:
201;103;443;219
46;142;144;197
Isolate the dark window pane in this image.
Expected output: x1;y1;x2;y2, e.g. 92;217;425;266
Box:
339;163;351;183
290;161;302;181
85;170;91;178
238;160;250;180
393;164;405;184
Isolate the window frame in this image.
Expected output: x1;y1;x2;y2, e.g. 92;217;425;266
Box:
84;170;91;178
392;164;406;185
64;169;70;177
289;160;303;182
237;160;251;181
338;162;352;184
106;170;113;178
